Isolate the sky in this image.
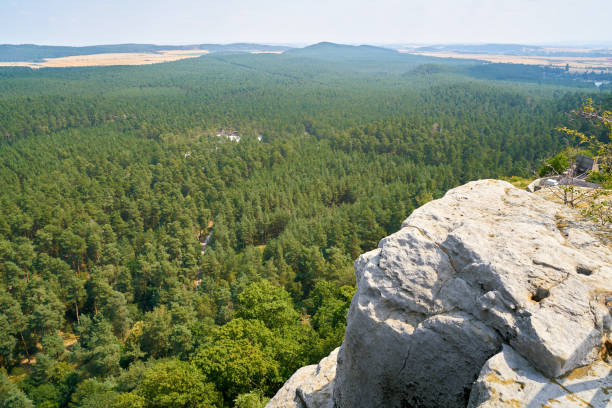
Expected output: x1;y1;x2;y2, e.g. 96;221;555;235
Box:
1;0;611;46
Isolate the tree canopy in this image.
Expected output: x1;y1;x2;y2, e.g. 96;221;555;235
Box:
0;49;609;407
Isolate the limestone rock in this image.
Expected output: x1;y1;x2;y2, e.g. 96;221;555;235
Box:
265;348;338;408
266;365;317;408
268;180;612;408
468;344;612;408
333;180;612;408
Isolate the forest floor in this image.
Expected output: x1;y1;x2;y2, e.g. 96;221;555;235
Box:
0;50;209;68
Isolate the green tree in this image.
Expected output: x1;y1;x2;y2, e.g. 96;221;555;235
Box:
26;383;62;408
138;360;221;408
0;316;16;368
24;278;65;338
0;371;33;408
73;314;121;377
234;391;269;408
192;318;280;401
538;152;569;176
112;392;146;408
551;98;612;220
235;280;299;329
41;332;66;360
0;289;29;366
140;306;173;358
68;378;116;408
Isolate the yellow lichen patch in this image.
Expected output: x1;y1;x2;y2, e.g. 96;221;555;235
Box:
505;399;522;407
484;390;522;408
551;378;596;408
485;372;524;388
602;386;611;395
600;339;612;362
564;393;594;408
562;364;593;380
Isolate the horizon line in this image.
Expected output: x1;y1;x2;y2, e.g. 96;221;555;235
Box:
2;41;612;49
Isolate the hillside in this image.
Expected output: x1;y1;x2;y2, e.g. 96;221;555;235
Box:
285;42;398;59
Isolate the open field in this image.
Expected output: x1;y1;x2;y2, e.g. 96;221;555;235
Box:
0;49;209;68
400;50;612;73
250;50;284;54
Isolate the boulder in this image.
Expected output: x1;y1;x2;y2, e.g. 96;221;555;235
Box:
266;348;339;408
468;344;612;408
334;180;612;407
267;180;612;408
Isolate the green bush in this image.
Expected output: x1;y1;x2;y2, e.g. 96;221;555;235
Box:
234;391;269;408
587;171;612;188
538;152;569;176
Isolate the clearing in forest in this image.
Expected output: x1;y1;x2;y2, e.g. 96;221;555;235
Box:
0;49;209;68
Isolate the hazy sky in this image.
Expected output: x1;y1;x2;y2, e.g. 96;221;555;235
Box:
1;0;611;46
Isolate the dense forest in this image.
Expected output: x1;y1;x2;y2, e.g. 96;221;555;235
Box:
0;44;610;407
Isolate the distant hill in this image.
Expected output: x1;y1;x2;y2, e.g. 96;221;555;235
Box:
285;42;399;59
413;43;612;58
0;43;292;62
5;42;611;63
196;43;291;54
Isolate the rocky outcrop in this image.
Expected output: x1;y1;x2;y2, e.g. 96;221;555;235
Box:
267;180;612;408
468;345;612;408
266;348;338;408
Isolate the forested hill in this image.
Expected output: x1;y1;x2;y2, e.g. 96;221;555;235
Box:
284;42;398;58
0;43;291;62
0;46;609;407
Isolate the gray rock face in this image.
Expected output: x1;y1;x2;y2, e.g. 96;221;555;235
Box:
468;345;612;408
267;180;612;408
266;348;339;408
334;180;612;408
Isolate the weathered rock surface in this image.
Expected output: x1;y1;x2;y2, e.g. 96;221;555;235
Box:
468;345;612;408
266;348;338;408
268;180;612;408
334;180;611;407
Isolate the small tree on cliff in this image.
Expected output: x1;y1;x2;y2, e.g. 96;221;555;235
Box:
544;98;612;225
556;98;611;173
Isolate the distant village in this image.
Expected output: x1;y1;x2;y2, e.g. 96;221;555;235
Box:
215;128;263;143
